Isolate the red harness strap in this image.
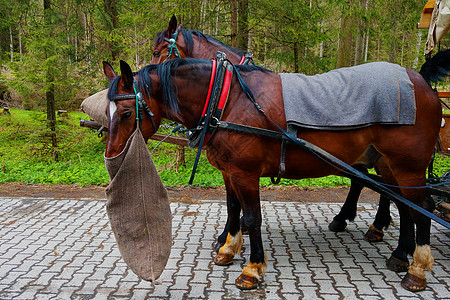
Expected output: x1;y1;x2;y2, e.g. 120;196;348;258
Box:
201;59;217;116
216;66;232;112
198;59;233;146
201;56;246;117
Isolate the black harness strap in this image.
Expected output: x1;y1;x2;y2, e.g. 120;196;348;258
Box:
230;64;450;229
110;77;157;133
188;52;229;185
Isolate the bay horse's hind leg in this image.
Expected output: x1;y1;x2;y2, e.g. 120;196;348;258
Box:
400;185;435;292
372;162;414;272
383;157;434;291
329;166;392;243
365;194;392;242
386;199;415;272
364;160;394;242
329;175;364;232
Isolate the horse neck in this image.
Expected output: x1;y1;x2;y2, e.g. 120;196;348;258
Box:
192;36;243;65
157;65;212;128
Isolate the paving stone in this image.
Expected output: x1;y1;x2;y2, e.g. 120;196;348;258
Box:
0;197;448;299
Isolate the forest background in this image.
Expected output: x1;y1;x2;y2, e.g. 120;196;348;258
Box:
0;0;448;186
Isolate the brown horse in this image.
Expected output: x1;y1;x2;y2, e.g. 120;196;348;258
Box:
103;54;446;291
151;16;393;249
151;15;249;65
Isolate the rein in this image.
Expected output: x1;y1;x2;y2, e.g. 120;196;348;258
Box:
228;64;450;229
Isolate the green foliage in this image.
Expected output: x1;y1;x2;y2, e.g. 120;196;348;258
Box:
0;1;448;173
1;109;448;188
0;109;109;185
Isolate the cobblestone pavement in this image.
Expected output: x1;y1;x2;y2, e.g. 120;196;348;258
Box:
0;196;448;300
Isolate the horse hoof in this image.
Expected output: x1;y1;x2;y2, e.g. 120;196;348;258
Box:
328;219;347;232
386;255;409;273
364;225;384;242
214;253;234;266
214;241;224;253
235;274;259;290
401;272;427;292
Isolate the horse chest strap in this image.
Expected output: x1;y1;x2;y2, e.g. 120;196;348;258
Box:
188;55;233;148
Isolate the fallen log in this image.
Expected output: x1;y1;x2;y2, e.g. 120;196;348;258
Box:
80;119;188;147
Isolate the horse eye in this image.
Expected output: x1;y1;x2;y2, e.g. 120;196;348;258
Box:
121;111;132;120
153;51;160;57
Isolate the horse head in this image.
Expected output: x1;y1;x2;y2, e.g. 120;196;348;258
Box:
151;15;188;64
103;60;162;158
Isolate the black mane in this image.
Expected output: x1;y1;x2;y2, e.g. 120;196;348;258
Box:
108;58;272;120
154;28;244;57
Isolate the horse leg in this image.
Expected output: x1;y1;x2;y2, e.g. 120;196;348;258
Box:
215;174;236;252
383;155;434;291
329;177;364;232
220;172;266;290
367;164;414;272
364;195;392;242
214;173;243;261
400;188;434;292
386;200;415;272
364;160;394;242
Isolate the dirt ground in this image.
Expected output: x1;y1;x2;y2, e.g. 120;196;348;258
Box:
0;182;380;204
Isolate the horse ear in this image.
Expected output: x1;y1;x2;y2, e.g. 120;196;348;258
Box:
119;60;134;90
103;61;116;82
166;15;177;37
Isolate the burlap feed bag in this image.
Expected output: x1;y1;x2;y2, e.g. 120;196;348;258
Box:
104;128;172;281
81;89;109;127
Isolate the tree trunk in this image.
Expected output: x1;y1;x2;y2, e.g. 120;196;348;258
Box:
19;27;22;62
9;27;13;62
44;0;58;162
364;28;369;62
336;14;354;68
230;0;238;48
103;0;119;61
293;40;299;73
354;26;363;65
237;0;248;51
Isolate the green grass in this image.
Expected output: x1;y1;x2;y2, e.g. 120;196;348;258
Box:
0;109;448;188
0;109;109;185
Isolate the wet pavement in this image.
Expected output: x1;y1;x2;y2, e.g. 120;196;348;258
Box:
0;196;448;299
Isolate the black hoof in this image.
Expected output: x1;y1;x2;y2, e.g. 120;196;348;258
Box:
328;219;347;232
386;254;409;273
401;272;427;292
364;225;384;243
214;241;224;253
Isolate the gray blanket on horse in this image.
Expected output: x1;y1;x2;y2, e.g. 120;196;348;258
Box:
280;62;416;130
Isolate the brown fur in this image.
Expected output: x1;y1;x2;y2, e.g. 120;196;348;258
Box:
103;59;441;291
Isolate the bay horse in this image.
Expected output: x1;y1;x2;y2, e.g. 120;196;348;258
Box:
103;53;447;291
151;15;392;250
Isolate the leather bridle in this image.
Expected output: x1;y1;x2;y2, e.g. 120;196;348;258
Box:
109;77;157;132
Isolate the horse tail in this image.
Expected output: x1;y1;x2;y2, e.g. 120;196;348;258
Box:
419;49;450;85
